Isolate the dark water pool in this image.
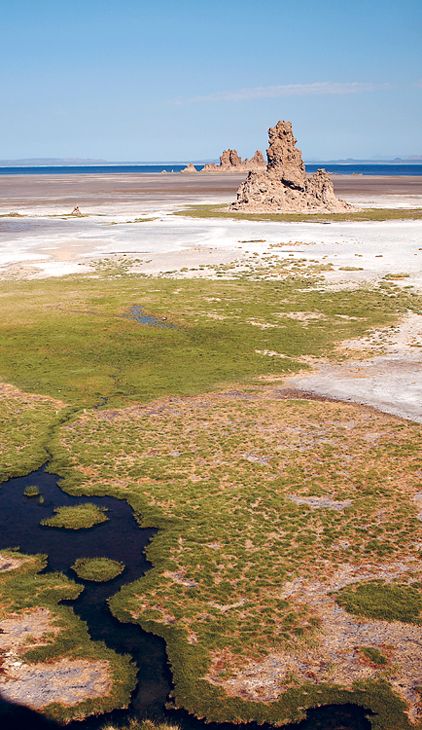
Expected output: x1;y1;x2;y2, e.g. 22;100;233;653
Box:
0;467;372;730
126;305;175;328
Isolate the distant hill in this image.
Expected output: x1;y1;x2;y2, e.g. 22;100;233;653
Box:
1;156;421;167
0;158;215;166
307;156;422;164
0;157;109;166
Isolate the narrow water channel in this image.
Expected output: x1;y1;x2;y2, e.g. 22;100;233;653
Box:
0;466;371;730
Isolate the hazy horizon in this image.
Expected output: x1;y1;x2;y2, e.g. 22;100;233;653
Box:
1;156;422;166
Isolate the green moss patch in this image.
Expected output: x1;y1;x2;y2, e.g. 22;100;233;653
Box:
174;203;422;223
41;503;108;530
360;647;388;665
0;384;63;483
103;721;180;730
383;273;411;280
72;557;124;582
335;581;422;624
24;484;40;497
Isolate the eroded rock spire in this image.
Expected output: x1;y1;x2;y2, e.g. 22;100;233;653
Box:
232;120;350;213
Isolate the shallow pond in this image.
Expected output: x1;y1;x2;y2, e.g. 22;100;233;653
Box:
126;304;175;328
0;466;371;730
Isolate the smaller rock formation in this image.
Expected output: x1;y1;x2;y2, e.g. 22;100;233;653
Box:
232;121;350;213
201;162;216;172
248;149;266;170
201;149;266;173
180;163;198;174
219;149;243;170
70;206;83;216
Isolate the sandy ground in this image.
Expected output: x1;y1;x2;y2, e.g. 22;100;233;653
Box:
0;605;112;710
1;171;422;211
0;173;421;285
0;172;421;423
1;211;421;290
286;313;422;424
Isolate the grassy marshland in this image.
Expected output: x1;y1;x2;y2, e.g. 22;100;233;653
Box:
103;721;179;730
72;557;125;582
52;392;421;730
0;273;419;407
174;203;422;223
0;384;63;482
41;503;109;529
0;271;421;728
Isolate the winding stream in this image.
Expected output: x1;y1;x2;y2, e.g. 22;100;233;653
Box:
0;466;371;730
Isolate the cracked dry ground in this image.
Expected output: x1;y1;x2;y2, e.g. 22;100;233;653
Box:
56;386;422;726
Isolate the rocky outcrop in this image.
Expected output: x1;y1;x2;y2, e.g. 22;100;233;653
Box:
202;149;241;172
201;149;265;173
232;121;350;213
248;149;266;170
180;163;198;174
220;149;242;169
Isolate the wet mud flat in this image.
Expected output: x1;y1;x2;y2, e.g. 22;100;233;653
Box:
1;172;422;213
0;466;371;729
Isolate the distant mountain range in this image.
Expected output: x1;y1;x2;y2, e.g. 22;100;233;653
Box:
0;158;109;166
0;158;213;166
0;156;421;166
308;156;422;163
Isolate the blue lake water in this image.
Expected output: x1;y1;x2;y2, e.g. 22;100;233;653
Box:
0;163;421;176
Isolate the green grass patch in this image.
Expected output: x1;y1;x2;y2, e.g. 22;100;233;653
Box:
360;647;388;666
41;503;108;530
110;217;158;225
339;266;364;271
0;274;419;408
23;484;40;497
335;581;422;624
0;386;64;483
51;392;421;729
72;557;125;582
383;273;411;280
102;721;180;730
174;203;422;223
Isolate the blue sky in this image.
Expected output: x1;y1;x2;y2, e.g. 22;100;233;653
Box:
1;0;421;160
